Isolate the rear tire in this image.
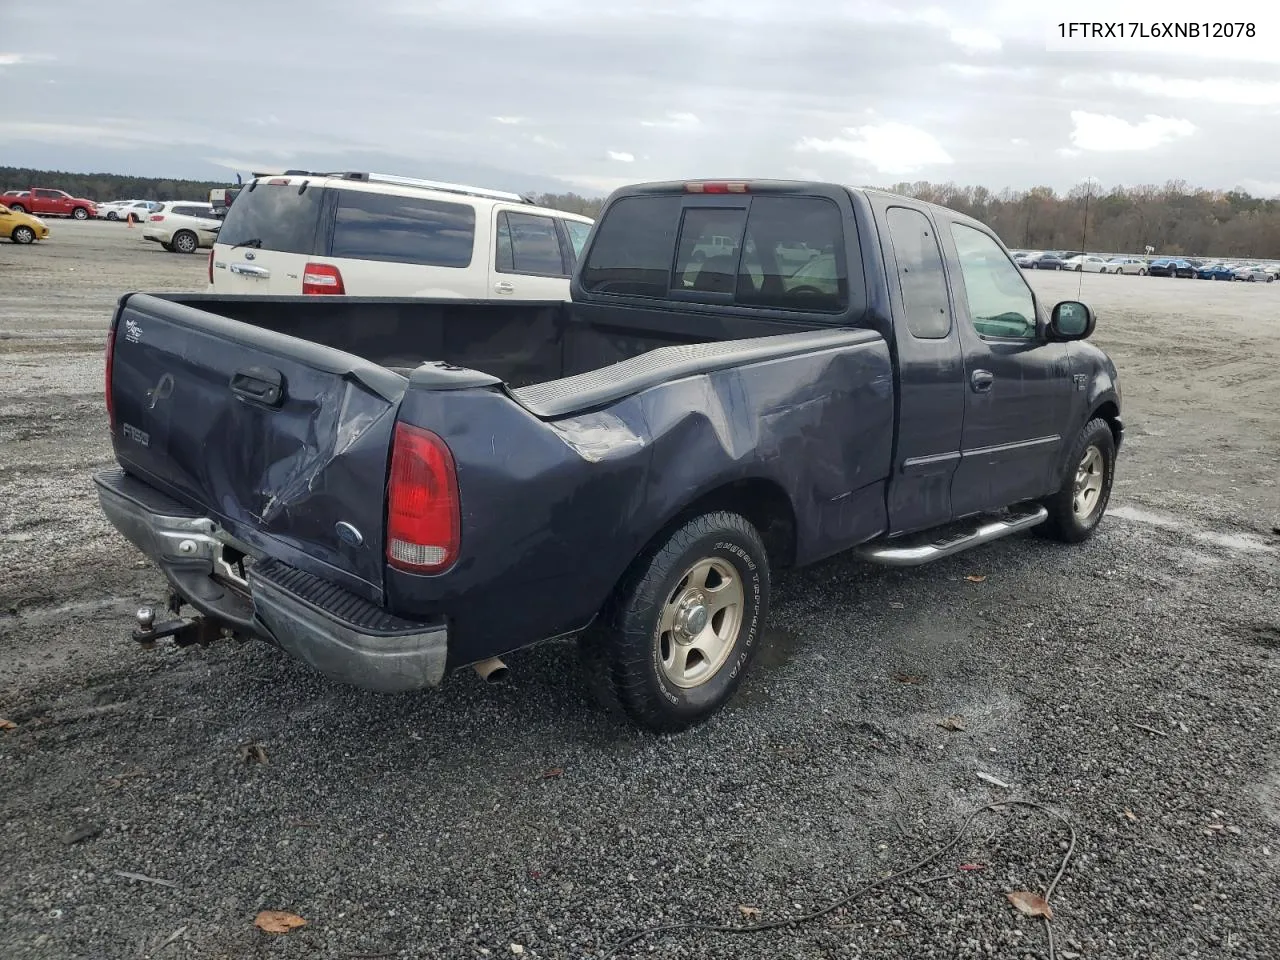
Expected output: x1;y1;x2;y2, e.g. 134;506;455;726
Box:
11;225;36;244
1036;418;1116;544
171;230;199;254
9;204;27;214
1138;268;1147;276
72;207;89;220
578;511;770;732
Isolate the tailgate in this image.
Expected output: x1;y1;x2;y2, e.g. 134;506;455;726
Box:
108;294;406;600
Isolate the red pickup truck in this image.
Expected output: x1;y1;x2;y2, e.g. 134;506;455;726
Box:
6;187;97;220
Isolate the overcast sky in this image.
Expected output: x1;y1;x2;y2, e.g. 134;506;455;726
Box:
3;0;1279;197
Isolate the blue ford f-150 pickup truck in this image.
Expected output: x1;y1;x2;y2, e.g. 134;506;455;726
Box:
95;178;1122;732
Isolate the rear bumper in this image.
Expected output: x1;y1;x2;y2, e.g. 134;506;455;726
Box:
94;467;448;693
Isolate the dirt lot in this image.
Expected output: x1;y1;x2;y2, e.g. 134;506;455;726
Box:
2;221;1278;960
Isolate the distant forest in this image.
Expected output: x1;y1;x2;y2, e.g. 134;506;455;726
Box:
5;166;1279;257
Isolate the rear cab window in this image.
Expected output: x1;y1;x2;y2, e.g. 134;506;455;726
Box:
580;190;852;314
215;179;326;255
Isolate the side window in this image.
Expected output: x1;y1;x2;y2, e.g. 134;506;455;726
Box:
496;211;567;276
736;196;847;312
331;190;475;268
580;195;681;297
949;223;1037;340
884;206;950;339
563;220;591;261
672;208;747;295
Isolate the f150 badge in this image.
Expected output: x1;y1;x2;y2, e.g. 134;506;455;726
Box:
1072;374;1088;390
122;423;150;447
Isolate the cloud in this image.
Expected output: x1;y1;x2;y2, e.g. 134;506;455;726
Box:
607;150;635;162
795;122;952;175
948;27;1001;53
0;52;54;66
1100;73;1280;107
491;116;526;125
640;111;700;129
530;134;564;150
1068;111;1196;152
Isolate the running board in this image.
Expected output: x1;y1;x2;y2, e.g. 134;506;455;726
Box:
856;504;1049;567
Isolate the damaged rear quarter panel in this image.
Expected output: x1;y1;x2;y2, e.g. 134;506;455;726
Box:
387;334;894;666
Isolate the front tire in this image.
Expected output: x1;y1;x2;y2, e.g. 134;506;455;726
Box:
578;511;770;732
11;225;36;244
1037;418;1116;543
106;211;119;221
72;207;89;220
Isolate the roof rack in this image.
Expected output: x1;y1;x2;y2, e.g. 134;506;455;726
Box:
322;171;532;204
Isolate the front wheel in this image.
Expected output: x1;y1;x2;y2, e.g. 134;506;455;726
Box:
72;207;89;220
578;511;770;732
1138;268;1147;276
106;211;119;221
1036;418;1116;543
11;225;36;244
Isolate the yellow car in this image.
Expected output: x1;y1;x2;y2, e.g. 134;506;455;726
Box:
0;203;51;244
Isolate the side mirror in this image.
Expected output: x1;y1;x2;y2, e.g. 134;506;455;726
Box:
1049;300;1095;341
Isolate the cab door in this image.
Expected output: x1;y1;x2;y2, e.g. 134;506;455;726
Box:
488;206;573;300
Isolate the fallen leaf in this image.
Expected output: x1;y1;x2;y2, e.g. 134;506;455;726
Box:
892;672;923;684
1006;891;1053;919
543;767;564;779
254;910;306;934
1123;808;1138;822
738;905;762;919
958;863;985;872
0;719;16;731
239;742;268;766
965;575;987;583
976;772;1011;789
938;716;967;732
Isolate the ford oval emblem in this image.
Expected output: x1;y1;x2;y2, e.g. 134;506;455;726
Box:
334;521;364;547
244;251;256;260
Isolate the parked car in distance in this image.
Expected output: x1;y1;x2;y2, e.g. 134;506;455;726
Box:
0;202;50;244
142;202;221;254
210;171;595;299
1014;251;1041;269
1147;258;1196;278
97;178;1122;732
5;187;97;220
1033;252;1066;270
1063;255;1109;273
1233;264;1275;282
1196;262;1237;280
1104;257;1147;275
100;199;160;222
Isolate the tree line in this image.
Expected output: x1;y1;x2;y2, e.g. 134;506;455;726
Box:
5;166;1278;257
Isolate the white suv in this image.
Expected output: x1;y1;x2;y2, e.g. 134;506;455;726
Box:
142;201;221;254
208;171;594;299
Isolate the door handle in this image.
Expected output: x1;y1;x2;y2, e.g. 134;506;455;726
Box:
230;263;270;278
230;366;285;407
971;369;994;393
494;281;515;294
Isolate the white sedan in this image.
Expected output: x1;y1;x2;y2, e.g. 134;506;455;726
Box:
1063;255;1110;273
141;202;221;254
1233;264;1275;282
1102;257;1148;275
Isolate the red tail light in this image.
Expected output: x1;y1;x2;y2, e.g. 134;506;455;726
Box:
303;262;345;295
684;181;750;194
104;325;116;430
386;423;460;574
207;248;214;284
149;214;164;222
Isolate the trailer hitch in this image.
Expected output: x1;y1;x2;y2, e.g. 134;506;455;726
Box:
132;600;225;649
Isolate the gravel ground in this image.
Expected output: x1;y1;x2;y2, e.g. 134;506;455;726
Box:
1;221;1279;960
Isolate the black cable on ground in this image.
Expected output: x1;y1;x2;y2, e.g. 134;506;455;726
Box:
599;797;1078;960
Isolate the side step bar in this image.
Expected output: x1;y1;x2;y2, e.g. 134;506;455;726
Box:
856;504;1049;568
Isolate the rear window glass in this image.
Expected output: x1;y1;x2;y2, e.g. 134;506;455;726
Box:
580;195;681;296
215;181;325;255
672;208;747;295
736;197;847;312
331;189;475;268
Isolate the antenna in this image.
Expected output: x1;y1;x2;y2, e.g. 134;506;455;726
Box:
1077;178;1093;300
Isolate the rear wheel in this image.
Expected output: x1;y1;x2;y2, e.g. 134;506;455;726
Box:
9;204;27;214
1138;268;1147;276
171;230;199;254
578;511;770;732
1036;418;1116;543
11;225;36;244
72;207;89;220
